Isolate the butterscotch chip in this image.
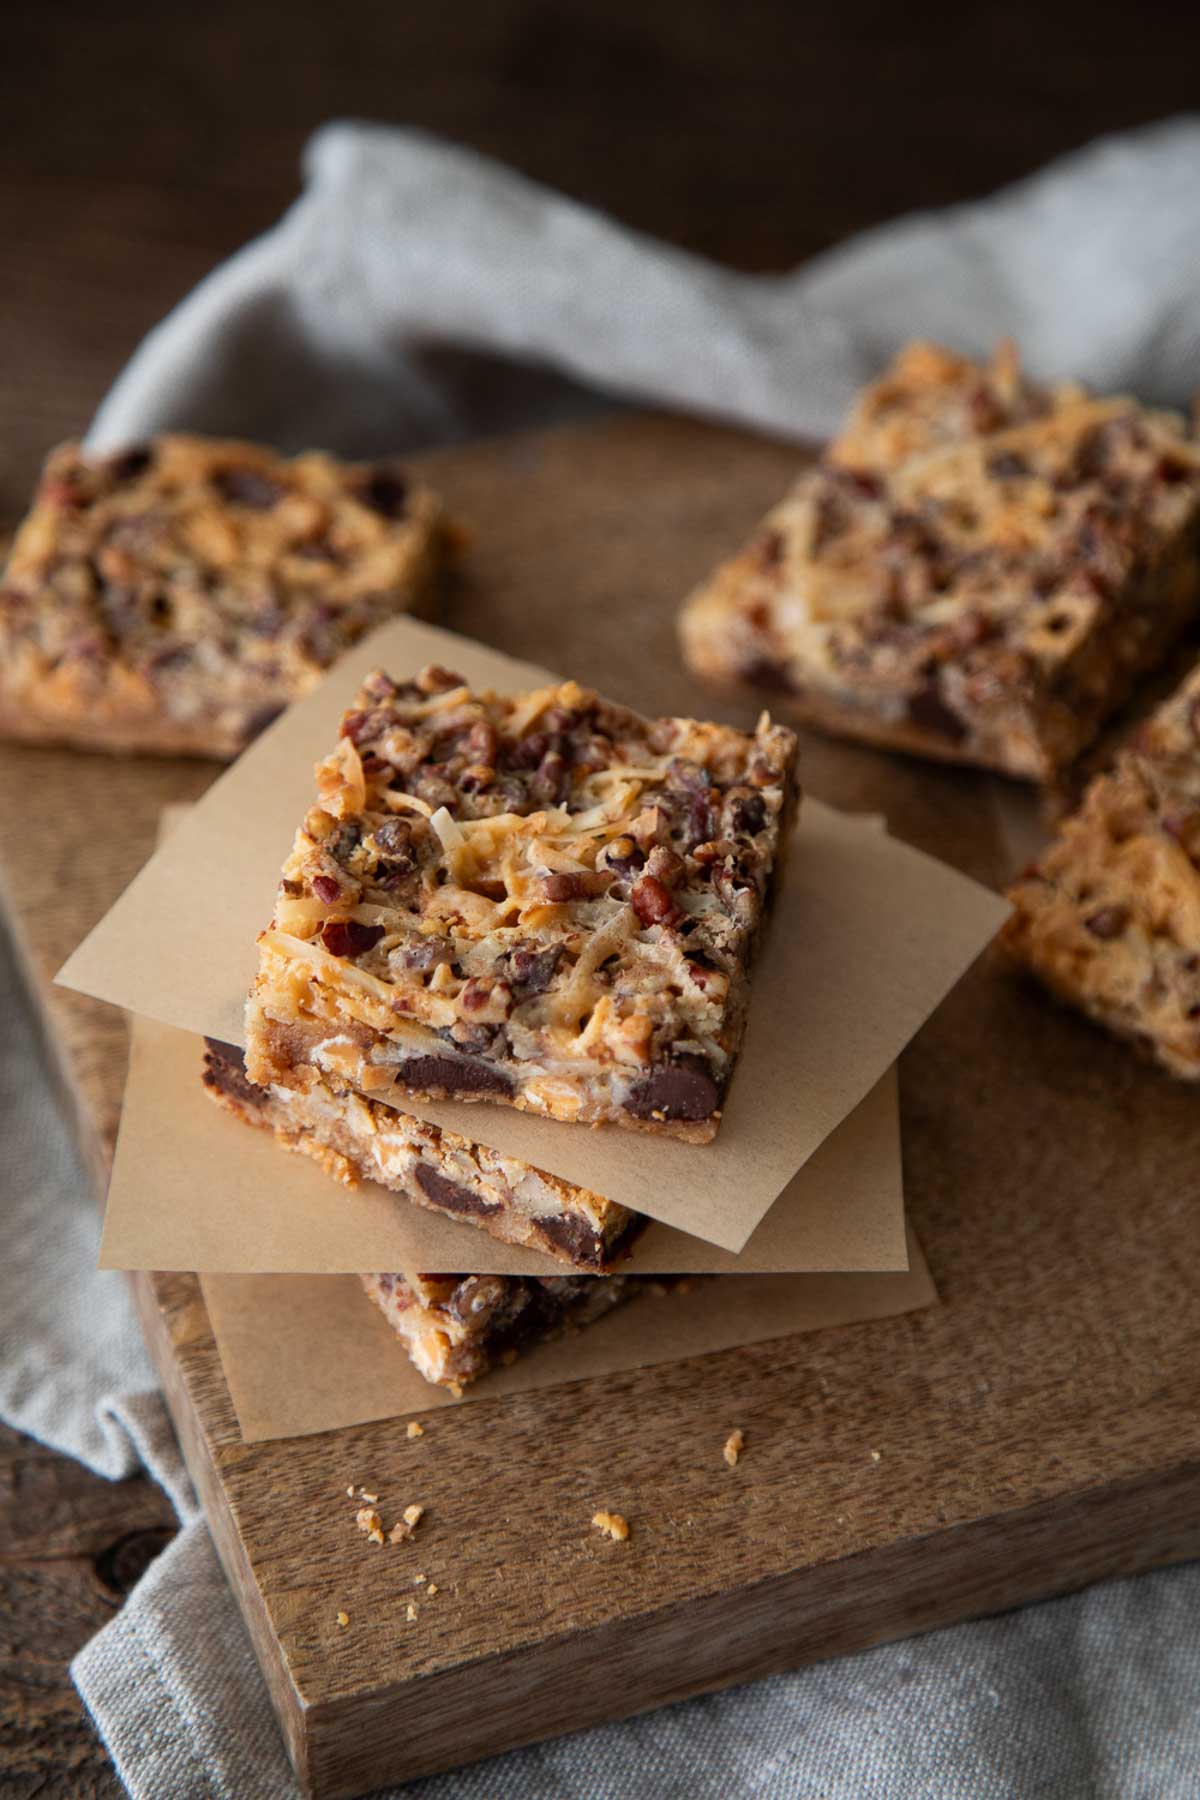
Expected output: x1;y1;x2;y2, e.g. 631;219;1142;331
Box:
681;340;1200;781
592;1510;630;1542
723;1429;745;1468
0;436;453;758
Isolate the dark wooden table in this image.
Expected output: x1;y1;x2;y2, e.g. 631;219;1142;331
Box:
2;4;1198;1792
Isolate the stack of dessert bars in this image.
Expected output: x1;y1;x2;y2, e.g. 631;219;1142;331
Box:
204;666;799;1386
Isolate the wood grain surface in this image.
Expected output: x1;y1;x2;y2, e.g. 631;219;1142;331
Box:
2;410;1199;1796
5;4;1200;1791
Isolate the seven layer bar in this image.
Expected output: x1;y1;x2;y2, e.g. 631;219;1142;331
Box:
245;663;797;1145
1005;655;1200;1077
0;435;451;758
680;341;1200;781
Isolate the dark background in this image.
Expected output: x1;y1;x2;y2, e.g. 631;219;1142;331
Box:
2;4;1198;1791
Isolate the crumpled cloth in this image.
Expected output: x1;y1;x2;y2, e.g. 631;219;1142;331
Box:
0;112;1196;1798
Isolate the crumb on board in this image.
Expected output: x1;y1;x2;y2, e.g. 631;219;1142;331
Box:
345;1485;355;1498
448;1381;464;1400
336;1610;350;1628
723;1429;745;1468
869;1450;882;1463
389;1504;425;1544
592;1510;630;1542
406;1421;424;1440
428;1583;439;1596
356;1507;386;1547
406;1603;418;1622
413;1573;426;1584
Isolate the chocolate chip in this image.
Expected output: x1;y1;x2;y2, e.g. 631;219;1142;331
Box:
213;468;285;509
738;656;794;693
1085;905;1130;939
395;1054;514;1097
401;939;454;972
321;919;385;957
726;788;766;835
505;942;565;996
986;450;1030;480
371;819;412;857
533;1212;606;1269
358;467;409;519
414;1163;501;1218
625;1056;720;1124
108;445;154;483
201;1038;268;1111
907;680;967;744
311;874;341;903
328;820;363;862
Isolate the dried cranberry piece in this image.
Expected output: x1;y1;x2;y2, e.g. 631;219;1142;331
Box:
311;874;341;903
213;468;285;509
321;918;385;957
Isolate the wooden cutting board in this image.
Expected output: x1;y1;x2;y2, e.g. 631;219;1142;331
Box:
3;413;1199;1800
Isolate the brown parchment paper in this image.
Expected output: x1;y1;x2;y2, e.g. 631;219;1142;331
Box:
200;1222;936;1441
60;614;1008;1251
101;1015;906;1273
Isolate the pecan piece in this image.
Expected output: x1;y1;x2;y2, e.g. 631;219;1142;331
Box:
631;875;680;927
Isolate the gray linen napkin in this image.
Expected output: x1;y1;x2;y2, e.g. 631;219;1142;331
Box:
0;112;1196;1797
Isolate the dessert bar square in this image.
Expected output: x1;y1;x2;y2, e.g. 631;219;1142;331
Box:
680;341;1200;781
0;435;452;758
203;1037;641;1271
361;1270;642;1389
1004;657;1200;1077
245;664;798;1142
